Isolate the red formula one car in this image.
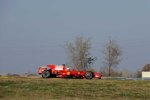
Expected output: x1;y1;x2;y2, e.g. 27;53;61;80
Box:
38;64;102;79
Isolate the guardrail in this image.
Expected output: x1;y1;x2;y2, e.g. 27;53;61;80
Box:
102;77;142;80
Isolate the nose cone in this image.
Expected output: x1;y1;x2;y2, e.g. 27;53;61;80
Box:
94;72;102;79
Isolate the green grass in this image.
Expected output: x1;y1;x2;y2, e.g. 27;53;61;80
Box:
0;77;150;100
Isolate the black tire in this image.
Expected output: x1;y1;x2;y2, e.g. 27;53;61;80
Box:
85;71;93;79
42;70;51;78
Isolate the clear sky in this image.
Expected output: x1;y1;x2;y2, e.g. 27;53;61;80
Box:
0;0;150;74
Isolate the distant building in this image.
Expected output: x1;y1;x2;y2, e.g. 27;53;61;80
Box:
142;72;150;80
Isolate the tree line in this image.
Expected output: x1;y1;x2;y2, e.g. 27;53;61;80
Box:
65;36;122;77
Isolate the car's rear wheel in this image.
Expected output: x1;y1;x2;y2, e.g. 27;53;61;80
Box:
42;70;51;78
85;71;93;79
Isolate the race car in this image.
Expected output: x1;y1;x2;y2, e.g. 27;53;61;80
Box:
38;64;102;79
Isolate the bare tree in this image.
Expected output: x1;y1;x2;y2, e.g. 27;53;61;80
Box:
142;64;150;71
103;39;122;76
66;36;94;70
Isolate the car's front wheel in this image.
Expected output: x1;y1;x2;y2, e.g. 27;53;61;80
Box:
85;71;93;79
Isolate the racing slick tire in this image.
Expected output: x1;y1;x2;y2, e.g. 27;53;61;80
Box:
85;71;94;79
42;70;51;78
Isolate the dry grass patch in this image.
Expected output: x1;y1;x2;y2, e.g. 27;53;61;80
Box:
0;77;150;100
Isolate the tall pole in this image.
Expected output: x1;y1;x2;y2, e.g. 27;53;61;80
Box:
108;39;111;77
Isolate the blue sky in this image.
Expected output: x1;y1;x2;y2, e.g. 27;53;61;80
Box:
0;0;150;74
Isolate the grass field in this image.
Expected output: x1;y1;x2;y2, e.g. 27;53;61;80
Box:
0;77;150;100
